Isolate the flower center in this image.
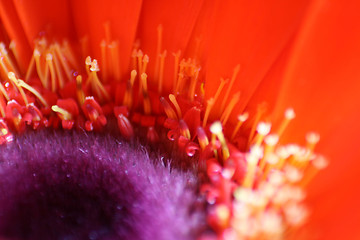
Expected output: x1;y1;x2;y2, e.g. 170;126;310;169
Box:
0;130;204;240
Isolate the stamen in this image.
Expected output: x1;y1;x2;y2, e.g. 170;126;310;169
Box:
158;50;167;94
188;67;200;101
243;145;263;188
253;122;272;147
169;94;182;118
76;75;85;105
140;73;151;115
8;72;28;106
259;134;279;170
277;108;295;138
51;46;65;88
9;41;21;72
51;105;73;120
179;119;191;139
142;54;149;76
231;112;249;140
123;70;137;108
100;40;108;80
248;103;267;147
202;98;215;127
46;54;57;92
54;43;72;81
110;41;120;81
210;121;230;161
220;64;241;112
154;24;163;81
33;48;45;85
220;91;240;126
160;97;177;120
305;132;320;153
197;127;209;150
301;155;328;187
16;78;48;107
0;82;10;101
89;59;111;102
0;43;19;76
175;60;186;94
173;50;181;93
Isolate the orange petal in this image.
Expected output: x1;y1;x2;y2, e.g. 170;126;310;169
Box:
0;0;31;70
204;0;311;121
71;0;142;79
270;0;360;238
12;0;75;43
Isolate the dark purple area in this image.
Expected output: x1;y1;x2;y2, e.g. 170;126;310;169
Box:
0;130;206;240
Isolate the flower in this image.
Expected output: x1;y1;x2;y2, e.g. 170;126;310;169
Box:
0;0;360;239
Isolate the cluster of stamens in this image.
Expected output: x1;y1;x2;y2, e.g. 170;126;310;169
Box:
0;24;327;240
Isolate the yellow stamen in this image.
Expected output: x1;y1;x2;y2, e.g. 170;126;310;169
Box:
158;50;167;94
231;112;249;140
243;145;263;188
197;127;209;150
142;54;149;77
305;132;320;153
259;134;279;170
46;54;57;92
169;94;182;119
110;40;120;81
277;108;295;138
0;43;19;76
0;82;10;101
123;70;137;108
51;105;72;120
301;155;328;187
154;24;163;81
8;72;28;106
173;50;181;93
248;103;267;147
90;59;111;102
140;73;151;115
188;67;200;101
9;41;21;72
100;40;108;81
25;54;35;81
33;48;45;85
220;91;241;126
202;98;215;127
220;64;241;112
253;122;272;147
179;120;191;139
51;46;65;88
76;75;85;105
62;40;78;69
159;97;177;120
54;43;72;81
16;78;48;107
210;121;230;161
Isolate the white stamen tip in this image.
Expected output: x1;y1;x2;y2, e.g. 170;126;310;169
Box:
285;108;296;119
210;121;223;134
